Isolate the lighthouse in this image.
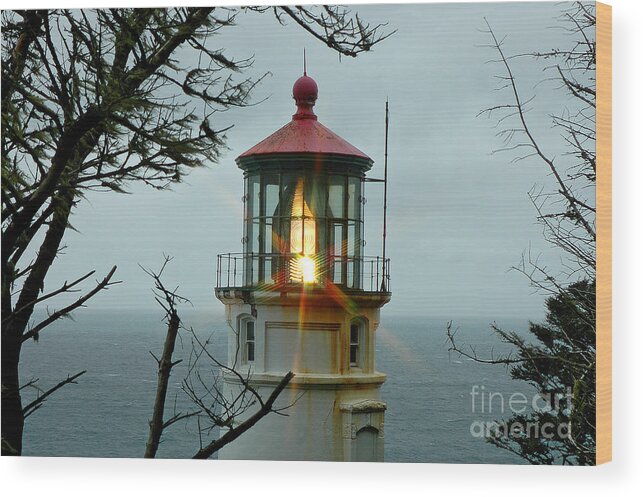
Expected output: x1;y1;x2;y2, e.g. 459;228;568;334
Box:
215;69;391;462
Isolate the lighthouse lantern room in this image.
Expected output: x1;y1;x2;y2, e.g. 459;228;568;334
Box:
215;69;391;462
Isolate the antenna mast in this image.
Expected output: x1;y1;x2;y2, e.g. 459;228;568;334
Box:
381;99;389;292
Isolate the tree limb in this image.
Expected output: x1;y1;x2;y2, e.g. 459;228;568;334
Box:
192;371;294;459
21;265;119;343
22;370;86;418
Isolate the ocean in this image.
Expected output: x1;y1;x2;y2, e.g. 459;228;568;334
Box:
20;310;533;463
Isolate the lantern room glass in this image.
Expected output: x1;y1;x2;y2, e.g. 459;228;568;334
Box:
243;171;363;288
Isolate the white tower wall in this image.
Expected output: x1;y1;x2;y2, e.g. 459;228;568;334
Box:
217;296;388;461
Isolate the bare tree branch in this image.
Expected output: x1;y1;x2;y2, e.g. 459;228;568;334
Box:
21;265;120;343
22;370;86;418
192;371;294;460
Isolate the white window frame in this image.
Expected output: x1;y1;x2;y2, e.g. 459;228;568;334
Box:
349;321;360;368
245;319;256;363
238;316;256;365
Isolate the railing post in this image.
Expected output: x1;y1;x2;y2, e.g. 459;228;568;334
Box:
386;258;390;292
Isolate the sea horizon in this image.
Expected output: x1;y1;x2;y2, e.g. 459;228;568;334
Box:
21;309;536;463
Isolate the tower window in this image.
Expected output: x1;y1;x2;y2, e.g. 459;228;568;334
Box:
350;323;359;367
245;320;255;363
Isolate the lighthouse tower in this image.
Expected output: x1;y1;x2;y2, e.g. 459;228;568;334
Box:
215;70;391;462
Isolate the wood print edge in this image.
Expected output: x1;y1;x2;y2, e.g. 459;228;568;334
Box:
596;0;612;465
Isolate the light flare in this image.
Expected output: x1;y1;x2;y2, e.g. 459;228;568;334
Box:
289;178;317;283
299;256;316;283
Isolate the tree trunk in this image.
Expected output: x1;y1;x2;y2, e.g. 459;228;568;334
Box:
1;324;24;455
1;181;76;456
144;310;180;458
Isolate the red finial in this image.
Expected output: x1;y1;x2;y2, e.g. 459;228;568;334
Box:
292;61;318;120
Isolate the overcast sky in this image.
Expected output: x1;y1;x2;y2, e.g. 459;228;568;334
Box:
40;2;590;320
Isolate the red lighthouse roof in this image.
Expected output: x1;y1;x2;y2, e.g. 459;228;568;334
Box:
236;73;372;162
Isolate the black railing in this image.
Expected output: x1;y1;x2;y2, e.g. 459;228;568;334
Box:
216;253;390;293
